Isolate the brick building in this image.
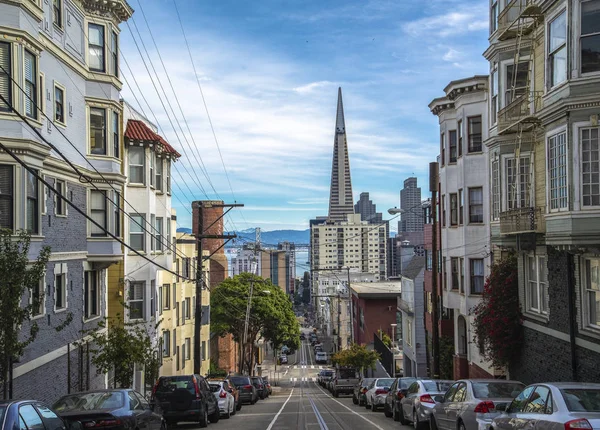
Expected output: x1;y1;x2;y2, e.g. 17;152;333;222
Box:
350;282;401;346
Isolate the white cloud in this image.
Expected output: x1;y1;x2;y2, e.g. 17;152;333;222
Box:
402;6;488;38
443;48;463;62
293;81;337;94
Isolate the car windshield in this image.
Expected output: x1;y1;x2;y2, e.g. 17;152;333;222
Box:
338;369;356;379
423;381;454;392
229;376;250;386
209;384;221;393
376;378;395;387
361;379;375;388
561;389;600;412
156;376;195;394
472;382;525;399
53;392;124;412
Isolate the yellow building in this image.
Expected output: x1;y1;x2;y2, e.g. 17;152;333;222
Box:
158;223;210;377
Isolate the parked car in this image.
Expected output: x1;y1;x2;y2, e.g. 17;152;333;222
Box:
318;369;335;387
208;381;236;419
207;378;242;412
55;389;165;430
383;377;419;421
398;379;453;427
491;382;600;430
279;354;288;364
430;379;525;430
327;375;337;393
148;376;220;428
331;367;359;398
281;345;291;355
225;375;258;405
365;378;395;411
315;352;328;364
0;400;69;430
251;376;268;399
353;378;376;406
300;333;306;340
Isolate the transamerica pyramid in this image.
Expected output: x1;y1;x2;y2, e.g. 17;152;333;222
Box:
327;87;355;222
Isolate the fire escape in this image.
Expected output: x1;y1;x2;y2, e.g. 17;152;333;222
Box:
496;0;545;238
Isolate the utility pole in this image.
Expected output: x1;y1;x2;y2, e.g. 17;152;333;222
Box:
337;292;341;351
430;162;440;378
194;201;243;375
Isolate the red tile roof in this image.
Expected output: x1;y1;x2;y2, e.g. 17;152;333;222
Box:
124;119;181;158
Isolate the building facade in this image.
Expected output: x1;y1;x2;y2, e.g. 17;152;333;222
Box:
485;0;600;383
0;0;132;401
399;177;423;233
430;75;497;379
350;282;401;347
354;192;383;223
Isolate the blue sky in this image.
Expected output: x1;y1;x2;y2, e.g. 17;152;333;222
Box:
120;0;490;232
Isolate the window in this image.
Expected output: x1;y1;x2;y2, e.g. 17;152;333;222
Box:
113;191;120;236
442;194;446;227
523;385;552;414
155;217;163;251
19;405;44;430
128;146;145;184
162;283;170;309
0;165;13;229
450;193;458;226
129;214;145;251
468;187;483;223
158;285;162;315
24;50;37;119
149;152;155;187
150;280;155;316
506;156;531;209
451;257;459;290
491;63;498;124
202;341;206;361
548;11;567;87
113;111;119;159
55;180;66;216
166;217;171;251
185;297;191;320
182;258;190;279
583;257;600;328
129;281;145;320
111;31;118;76
509;386;536;413
467;116;482;153
505;62;529;105
84;270;99;319
449;130;457;163
581;127;600;206
163;330;170;357
460;257;465;294
492;159;500;220
53;0;62;27
548;131;568;209
166;162;171;193
581;0;600;74
0;42;11;112
31;278;44;317
173;327;177;357
26;170;39;234
470;259;484;294
150;214;155;252
176;302;179;326
440;133;446;166
458;188;464;225
156;157;163;192
90;190;107;236
55;273;66;310
491;0;498;33
185;338;191;360
90;107;106;155
527;255;548;314
457;120;463;157
406;319;412;346
88;24;105;72
54;85;64;124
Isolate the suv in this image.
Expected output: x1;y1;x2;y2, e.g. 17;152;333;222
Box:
225;375;258;405
151;374;220;428
207;378;242;412
315;351;328;364
317;369;334;387
251;376;267;400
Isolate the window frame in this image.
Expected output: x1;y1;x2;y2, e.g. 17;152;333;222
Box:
491;158;500;220
526;254;548;315
440;132;446;167
55;179;67;216
547;9;567;88
0;42;12;113
26;169;40;234
53;82;66;125
490;0;498;34
467;116;482;153
458;188;464;225
90;189;107;237
449;130;457;163
163;330;170;357
54;272;67;311
166;161;171;194
129;213;145;251
113;111;119;159
155;156;163;192
149;151;155;188
84;270;100;320
128;281;145;320
31;277;45;318
457;119;463;157
155;217;163;252
89;107;107;155
450;193;458;226
579;126;600;208
111;31;119;77
580;0;600;76
468;187;484;224
469;258;484;295
162;283;170;310
53;0;63;29
88;23;106;73
491;63;498;125
185;338;191;360
503;154;532;211
24;49;38;120
581;256;600;330
547;129;568;211
128;146;146;185
0;164;14;230
451;257;459;290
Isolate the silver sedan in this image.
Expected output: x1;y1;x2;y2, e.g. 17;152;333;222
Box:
430;379;525;430
401;379;454;429
491;382;600;430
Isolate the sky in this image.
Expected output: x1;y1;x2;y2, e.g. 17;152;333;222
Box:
119;0;490;232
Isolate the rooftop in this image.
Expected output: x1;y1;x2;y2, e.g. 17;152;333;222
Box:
350;281;401;299
124;119;181;158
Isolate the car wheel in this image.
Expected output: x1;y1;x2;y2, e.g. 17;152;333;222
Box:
413;409;424;430
236;400;242;411
199;408;208;428
160;420;167;430
458;420;466;430
209;405;220;424
333;390;339;398
384;403;392;418
365;400;372;409
352;395;358;405
231;400;237;416
429;416;439;430
399;406;408;425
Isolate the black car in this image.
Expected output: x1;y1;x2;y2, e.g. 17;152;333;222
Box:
1;400;68;430
150;375;219;428
383;377;418;422
53;389;164;430
251;376;267;400
226;375;258;405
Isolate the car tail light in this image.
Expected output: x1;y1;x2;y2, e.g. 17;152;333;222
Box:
84;419;122;428
474;401;495;413
565;419;593;430
192;376;201;400
219;390;227;398
259;384;263;389
375;389;387;395
244;384;253;392
419;394;435;404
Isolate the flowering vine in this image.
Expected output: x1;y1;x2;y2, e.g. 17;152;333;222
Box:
472;253;523;369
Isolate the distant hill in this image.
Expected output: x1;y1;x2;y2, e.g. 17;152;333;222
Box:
175;227;310;247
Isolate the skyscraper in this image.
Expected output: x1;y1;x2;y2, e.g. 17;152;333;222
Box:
354;192;383;223
400;177;423;233
328;88;354;222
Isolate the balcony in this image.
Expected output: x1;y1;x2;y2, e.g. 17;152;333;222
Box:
497;91;542;135
499;207;545;235
497;0;542;41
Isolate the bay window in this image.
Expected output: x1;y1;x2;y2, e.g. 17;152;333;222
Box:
458;188;464;225
548;131;568;210
129;214;145;251
468;187;483;223
150;152;155;187
505;62;529;105
88;24;105;72
581;127;600;206
24;50;37;119
155;217;163;251
581;0;600;74
449;130;457;163
467;116;482;153
26;170;39;234
491;0;498;34
457;120;463;157
53;0;62;28
526;255;548;315
506;156;531;209
156;157;163;192
129;281;145;320
0;165;13;229
470;259;484;294
0;42;10;112
441;133;446;166
450;193;458;226
451;257;459;290
90;108;106;155
492;159;500;220
113;111;119;159
111;31;118;76
491;64;498;124
548;11;567;87
90;190;107;236
128;146;145;184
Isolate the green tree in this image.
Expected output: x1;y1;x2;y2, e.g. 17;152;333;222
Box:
211;273;300;374
331;343;380;377
0;229;51;399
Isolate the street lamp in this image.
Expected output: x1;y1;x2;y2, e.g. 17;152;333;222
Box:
388;207;405;215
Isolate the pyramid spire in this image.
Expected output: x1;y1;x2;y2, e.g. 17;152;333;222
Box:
328;87;354;222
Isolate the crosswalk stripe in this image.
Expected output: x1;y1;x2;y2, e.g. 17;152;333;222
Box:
310;365;315;369
293;365;297;369
318;366;323;369
291;377;297;382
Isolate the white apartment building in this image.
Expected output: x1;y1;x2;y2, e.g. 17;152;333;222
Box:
430;76;497;378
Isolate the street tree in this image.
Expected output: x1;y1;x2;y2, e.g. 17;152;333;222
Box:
0;229;51;399
211;273;300;374
331;343;380;377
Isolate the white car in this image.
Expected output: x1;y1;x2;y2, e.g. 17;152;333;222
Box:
315;351;328;364
365;378;396;411
209;382;236;419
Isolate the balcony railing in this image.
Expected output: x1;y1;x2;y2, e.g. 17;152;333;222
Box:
497;91;542;134
497;0;542;40
499;206;545;235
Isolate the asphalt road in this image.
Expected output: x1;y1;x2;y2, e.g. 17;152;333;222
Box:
197;329;412;430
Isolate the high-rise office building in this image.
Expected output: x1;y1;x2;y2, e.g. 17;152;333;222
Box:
354;192;383;223
400;177;423;233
